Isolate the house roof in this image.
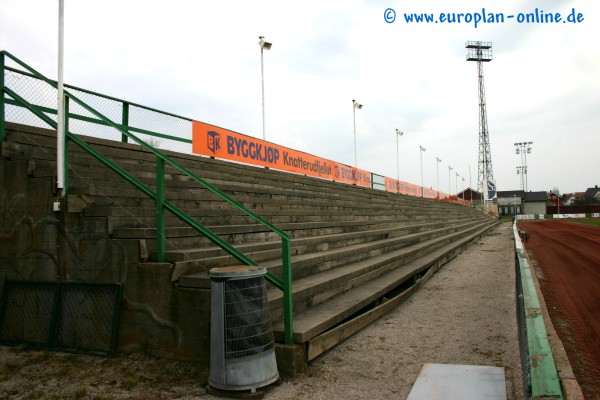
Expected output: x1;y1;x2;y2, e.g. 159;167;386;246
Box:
524;191;548;202
497;190;524;199
584;186;600;200
456;188;482;199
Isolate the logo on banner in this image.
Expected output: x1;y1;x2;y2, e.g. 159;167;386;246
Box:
207;131;221;154
487;180;496;199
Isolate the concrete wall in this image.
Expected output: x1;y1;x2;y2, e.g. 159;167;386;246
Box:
0;126;211;364
523;201;546;215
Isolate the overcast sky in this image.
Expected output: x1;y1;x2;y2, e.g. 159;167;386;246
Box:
1;0;599;194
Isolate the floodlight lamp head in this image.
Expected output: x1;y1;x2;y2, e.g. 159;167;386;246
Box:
515;149;520;154
396;129;403;136
259;36;272;50
420;146;426;152
353;100;363;109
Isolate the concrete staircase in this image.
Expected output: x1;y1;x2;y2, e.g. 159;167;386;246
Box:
2;123;497;367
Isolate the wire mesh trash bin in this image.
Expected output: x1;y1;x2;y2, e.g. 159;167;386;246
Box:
209;266;279;393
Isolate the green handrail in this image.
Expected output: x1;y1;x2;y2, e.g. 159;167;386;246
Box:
0;52;5;141
513;223;563;399
1;50;294;344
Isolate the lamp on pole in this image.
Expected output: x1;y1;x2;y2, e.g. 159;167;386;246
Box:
461;177;465;201
419;146;426;197
448;166;453;196
456;172;459;196
396;129;404;182
259;36;272;140
514;141;533;191
436;157;442;193
352;99;363;167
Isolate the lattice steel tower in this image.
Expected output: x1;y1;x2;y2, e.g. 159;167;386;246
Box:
466;41;493;200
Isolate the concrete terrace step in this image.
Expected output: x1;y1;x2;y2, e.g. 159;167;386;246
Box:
265;221;495;319
5;123;497;366
270;221;497;345
177;219;489;286
166;219;460;263
111;218;468;252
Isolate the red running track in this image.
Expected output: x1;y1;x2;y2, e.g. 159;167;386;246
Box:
518;220;600;400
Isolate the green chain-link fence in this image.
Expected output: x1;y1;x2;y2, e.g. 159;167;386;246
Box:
4;58;193;154
0;280;123;356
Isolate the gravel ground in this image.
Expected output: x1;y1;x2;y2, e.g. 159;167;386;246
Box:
0;224;523;399
265;223;524;400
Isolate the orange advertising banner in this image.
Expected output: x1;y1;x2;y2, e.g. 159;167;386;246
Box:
192;121;372;188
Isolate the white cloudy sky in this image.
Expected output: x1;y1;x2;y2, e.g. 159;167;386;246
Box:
1;0;599;194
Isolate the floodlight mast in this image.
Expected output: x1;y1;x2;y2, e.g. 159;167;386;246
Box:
514;141;533;191
466;41;493;204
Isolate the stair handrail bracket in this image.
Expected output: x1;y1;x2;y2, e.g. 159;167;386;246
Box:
0;49;294;345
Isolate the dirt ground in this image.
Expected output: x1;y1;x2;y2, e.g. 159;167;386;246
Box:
518;220;600;400
1;224;523;399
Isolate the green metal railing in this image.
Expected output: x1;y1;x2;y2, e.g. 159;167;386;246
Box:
513;223;563;399
0;50;294;344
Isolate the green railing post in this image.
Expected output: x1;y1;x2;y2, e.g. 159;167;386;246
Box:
156;156;166;262
3;50;296;345
282;237;294;344
121;101;129;143
63;96;70;195
0;51;5;141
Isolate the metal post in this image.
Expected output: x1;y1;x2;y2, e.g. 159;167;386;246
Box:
63;96;70;195
57;0;65;192
261;46;266;140
156;157;166;262
448;166;453;197
524;146;529;192
419;146;426;197
396;133;399;182
396;130;404;182
258;36;271;141
353;102;357;167
281;237;294;344
0;52;5;141
436;157;442;193
352;100;363;167
121;101;129;143
456;172;459;196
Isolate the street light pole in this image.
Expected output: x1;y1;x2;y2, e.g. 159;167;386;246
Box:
352;99;363;167
456;172;459;196
419;146;426;197
436;157;442;193
515;141;533;191
396;129;404;182
259;36;272;140
448;166;453;197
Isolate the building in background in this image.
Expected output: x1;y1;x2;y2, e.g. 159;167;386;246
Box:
523;191;548;215
496;190;524;215
584;185;600;204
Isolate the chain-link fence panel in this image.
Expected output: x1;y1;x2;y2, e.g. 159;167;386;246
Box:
0;281;123;356
4;59;193;154
129;104;192;153
0;281;58;345
5;69;59;129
